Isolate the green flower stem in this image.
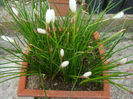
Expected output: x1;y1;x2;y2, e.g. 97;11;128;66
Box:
72;14;76;44
67;32;70;44
39;69;48;99
72;23;76;44
52;67;61;80
89;18;110;28
46;23;49;31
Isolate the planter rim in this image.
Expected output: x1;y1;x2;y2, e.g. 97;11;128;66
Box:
17;32;110;98
49;0;69;4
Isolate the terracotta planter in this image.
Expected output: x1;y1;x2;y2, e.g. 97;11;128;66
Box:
49;0;69;16
17;32;110;98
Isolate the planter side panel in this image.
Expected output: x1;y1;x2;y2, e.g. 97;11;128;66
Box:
49;0;69;4
17;62;28;95
50;3;69;16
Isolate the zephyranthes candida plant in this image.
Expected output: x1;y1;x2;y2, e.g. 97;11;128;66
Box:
0;0;133;95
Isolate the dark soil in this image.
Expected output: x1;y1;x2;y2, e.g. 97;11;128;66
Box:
26;75;103;91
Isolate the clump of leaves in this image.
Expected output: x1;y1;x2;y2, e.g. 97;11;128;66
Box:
0;0;133;97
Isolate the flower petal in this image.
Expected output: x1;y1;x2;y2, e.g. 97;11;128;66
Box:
46;9;53;24
113;12;124;19
83;72;92;77
37;28;47;34
51;9;55;23
60;61;69;68
12;7;19;16
60;49;64;57
119;58;128;65
1;35;14;43
69;0;77;13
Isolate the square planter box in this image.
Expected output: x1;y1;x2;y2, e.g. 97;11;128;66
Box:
49;0;69;16
17;32;110;98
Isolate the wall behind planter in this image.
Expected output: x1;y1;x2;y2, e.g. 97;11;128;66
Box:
86;0;105;14
49;0;69;16
85;0;133;14
121;0;133;14
105;0;123;13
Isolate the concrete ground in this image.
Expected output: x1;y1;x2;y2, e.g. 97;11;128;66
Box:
0;4;133;99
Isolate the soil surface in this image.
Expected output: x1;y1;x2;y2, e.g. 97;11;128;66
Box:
26;75;103;91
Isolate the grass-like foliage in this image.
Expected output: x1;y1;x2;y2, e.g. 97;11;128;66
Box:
0;0;4;6
1;0;133;96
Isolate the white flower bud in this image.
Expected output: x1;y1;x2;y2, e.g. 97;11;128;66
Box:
51;9;55;23
46;9;53;24
26;2;30;5
1;35;15;43
37;28;47;34
15;1;19;4
11;7;19;16
42;2;45;6
60;49;64;57
119;58;128;65
46;9;55;24
43;74;45;77
60;61;69;68
69;0;77;13
113;11;124;19
83;72;92;77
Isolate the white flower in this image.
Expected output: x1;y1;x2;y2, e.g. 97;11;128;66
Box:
1;35;14;43
43;74;45;77
34;3;37;6
119;58;128;64
60;49;64;57
69;0;77;13
15;1;19;4
37;28;47;34
51;9;55;23
60;61;69;68
11;7;19;16
46;9;55;24
113;11;124;19
46;9;53;24
83;72;92;77
42;2;45;6
26;2;30;4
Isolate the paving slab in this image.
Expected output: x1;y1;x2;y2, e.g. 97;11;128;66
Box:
0;57;34;99
110;35;133;99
